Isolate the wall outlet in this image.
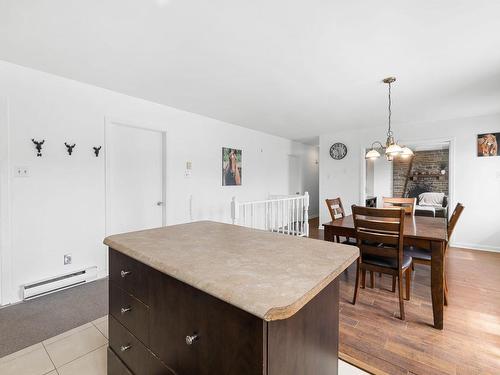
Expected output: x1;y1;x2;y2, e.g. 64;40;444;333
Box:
14;166;30;177
64;254;72;265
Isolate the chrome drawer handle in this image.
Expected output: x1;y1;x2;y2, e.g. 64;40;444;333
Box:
121;306;132;314
120;270;131;278
185;334;199;346
120;344;132;352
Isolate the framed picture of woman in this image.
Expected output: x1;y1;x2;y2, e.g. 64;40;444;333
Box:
222;147;242;186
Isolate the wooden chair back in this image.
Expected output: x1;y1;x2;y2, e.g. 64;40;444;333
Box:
447;203;464;240
352;205;406;268
325;197;346;221
383;197;416;215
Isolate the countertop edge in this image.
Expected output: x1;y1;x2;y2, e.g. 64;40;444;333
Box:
104;235;359;322
263;250;359;321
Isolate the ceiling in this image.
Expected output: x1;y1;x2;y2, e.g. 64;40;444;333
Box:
1;0;500;143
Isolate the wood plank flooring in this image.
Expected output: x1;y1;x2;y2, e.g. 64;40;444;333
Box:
309;217;500;375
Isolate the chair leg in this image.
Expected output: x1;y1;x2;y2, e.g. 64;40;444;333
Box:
370;271;375;288
444;272;449;306
361;269;366;289
391;276;396;292
405;268;411;301
398;272;405;320
352;258;360;305
444;254;449;306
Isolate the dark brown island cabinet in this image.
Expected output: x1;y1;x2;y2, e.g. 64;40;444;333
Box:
104;221;358;375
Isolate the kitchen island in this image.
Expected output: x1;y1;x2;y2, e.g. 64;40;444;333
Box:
104;221;358;375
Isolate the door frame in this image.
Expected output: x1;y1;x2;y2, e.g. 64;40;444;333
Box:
360;137;455;211
104;117;168;238
0;97;12;306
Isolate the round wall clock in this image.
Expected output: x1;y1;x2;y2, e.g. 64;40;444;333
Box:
329;143;348;160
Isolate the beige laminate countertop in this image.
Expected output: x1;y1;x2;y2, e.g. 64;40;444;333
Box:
104;221;359;321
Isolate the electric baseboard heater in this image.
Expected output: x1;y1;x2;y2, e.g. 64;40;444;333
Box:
22;266;98;300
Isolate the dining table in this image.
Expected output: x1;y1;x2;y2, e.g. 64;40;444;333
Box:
323;214;448;330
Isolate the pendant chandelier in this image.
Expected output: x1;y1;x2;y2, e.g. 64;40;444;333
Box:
365;77;413;161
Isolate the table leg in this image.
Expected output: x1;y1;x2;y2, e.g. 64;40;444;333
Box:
431;240;445;330
324;226;335;242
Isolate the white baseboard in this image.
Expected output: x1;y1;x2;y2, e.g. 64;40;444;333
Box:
451;242;500;253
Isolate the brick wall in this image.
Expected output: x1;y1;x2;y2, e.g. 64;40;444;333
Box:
393;150;449;198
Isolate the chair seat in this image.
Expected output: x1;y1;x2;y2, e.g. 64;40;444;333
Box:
404;246;431;261
363;254;413;270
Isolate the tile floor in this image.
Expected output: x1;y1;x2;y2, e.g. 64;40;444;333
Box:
0;315;367;374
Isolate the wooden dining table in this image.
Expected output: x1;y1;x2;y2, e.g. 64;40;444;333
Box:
323;215;448;330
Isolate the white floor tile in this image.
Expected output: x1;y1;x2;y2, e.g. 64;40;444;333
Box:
93;315;108;339
57;345;107;375
339;359;370;374
44;325;107;368
43;323;93;345
0;343;55;375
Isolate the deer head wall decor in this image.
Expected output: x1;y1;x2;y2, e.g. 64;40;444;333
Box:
93;146;102;157
65;142;76;155
32;139;45;157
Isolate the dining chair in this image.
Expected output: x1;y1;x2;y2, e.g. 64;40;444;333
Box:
351;205;413;320
383;197;417;215
404;203;464;305
325;197;356;245
379;198;415;281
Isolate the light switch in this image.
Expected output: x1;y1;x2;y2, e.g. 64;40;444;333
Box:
185;161;192;178
14;166;30;177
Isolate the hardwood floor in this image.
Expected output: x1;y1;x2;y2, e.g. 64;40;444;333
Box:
309;217;500;375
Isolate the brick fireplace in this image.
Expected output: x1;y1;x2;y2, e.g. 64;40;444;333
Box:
393;149;449;198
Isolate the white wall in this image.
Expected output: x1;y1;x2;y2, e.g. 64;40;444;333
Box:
320;114;500;252
0;61;317;304
365;159;374;197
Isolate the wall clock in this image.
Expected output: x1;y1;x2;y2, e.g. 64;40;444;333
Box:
329;143;347;160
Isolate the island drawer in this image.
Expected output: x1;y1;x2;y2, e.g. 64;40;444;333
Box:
109;248;149;305
149;268;264;375
110;282;150;346
108;347;133;375
109;315;174;375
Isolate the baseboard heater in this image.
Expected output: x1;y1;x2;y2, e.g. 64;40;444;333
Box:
22;266;98;300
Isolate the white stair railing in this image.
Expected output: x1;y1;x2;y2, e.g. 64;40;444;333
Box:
231;192;309;237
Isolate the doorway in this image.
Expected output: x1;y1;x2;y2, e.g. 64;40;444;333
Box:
288;154;302;195
362;138;454;213
105;119;166;236
0;97;9;305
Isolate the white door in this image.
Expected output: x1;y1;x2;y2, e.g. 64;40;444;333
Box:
106;121;165;235
0;97;8;304
288;155;302;195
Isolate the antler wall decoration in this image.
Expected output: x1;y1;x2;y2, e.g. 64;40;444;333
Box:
65;142;76;155
32;139;45;157
93;146;102;157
